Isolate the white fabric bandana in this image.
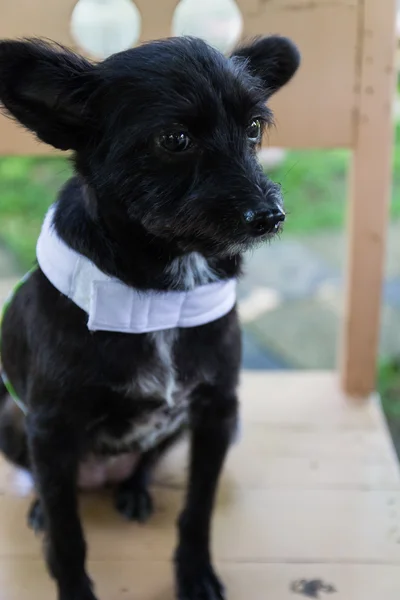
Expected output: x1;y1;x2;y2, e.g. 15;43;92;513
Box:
36;206;237;333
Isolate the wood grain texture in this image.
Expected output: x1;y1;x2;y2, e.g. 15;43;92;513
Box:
0;371;399;599
340;0;398;397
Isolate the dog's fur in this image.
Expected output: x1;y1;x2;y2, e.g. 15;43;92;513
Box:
0;36;299;600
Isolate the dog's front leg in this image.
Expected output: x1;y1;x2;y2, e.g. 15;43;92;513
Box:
175;384;238;600
27;407;96;600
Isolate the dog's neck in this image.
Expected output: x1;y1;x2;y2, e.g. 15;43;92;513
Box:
53;178;242;292
37;202;237;333
164;253;220;290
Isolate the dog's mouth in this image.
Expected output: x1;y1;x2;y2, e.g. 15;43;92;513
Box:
142;205;284;257
171;222;283;258
224;229;283;256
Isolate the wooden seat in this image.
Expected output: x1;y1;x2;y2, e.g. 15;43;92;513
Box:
1;371;399;599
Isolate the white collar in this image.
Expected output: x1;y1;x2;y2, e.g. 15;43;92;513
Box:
36;206;237;334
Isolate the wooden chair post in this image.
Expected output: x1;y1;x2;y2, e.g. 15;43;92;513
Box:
340;0;398;398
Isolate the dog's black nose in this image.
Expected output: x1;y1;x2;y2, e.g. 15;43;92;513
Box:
242;208;285;236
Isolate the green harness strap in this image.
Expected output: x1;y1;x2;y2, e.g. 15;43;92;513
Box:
0;267;37;414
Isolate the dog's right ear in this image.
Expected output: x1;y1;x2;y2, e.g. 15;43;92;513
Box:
231;36;300;98
0;39;99;151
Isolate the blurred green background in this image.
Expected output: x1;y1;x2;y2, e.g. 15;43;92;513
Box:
1;121;400;271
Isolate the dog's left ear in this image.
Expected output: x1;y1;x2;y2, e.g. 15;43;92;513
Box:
231;35;300;97
0;39;100;151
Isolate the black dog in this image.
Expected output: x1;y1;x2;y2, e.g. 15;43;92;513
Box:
0;35;299;600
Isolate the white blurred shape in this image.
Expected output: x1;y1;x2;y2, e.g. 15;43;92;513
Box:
172;0;243;54
71;0;141;59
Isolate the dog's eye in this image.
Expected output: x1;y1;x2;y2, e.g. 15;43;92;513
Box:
159;132;192;153
246;119;262;143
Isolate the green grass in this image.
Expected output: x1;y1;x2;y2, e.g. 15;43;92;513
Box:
270;148;351;232
0;156;73;269
270;120;400;233
0;122;399;270
379;358;400;460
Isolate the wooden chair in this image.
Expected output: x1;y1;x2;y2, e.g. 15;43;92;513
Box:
0;2;399;598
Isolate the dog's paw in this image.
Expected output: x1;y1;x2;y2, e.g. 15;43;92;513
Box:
114;484;154;523
176;559;226;600
27;498;46;533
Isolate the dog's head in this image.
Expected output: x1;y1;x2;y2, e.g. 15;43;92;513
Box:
0;36;300;258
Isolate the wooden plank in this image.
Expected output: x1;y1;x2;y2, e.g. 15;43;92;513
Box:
238;371;385;428
1;561;400;600
244;0;358;148
1;487;400;563
0;0;77;155
340;0;398;397
2;432;398;500
0;0;77;43
1;430;399;498
135;0;176;43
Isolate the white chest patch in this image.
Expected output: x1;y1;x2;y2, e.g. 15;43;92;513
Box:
81;329;191;486
167;252;219;290
114;329;178;406
102;329;188;453
137;329;178;405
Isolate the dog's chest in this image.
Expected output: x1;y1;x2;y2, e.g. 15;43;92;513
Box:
94;255;220;456
122;329;179;404
116;253;217;403
98;329;190;454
